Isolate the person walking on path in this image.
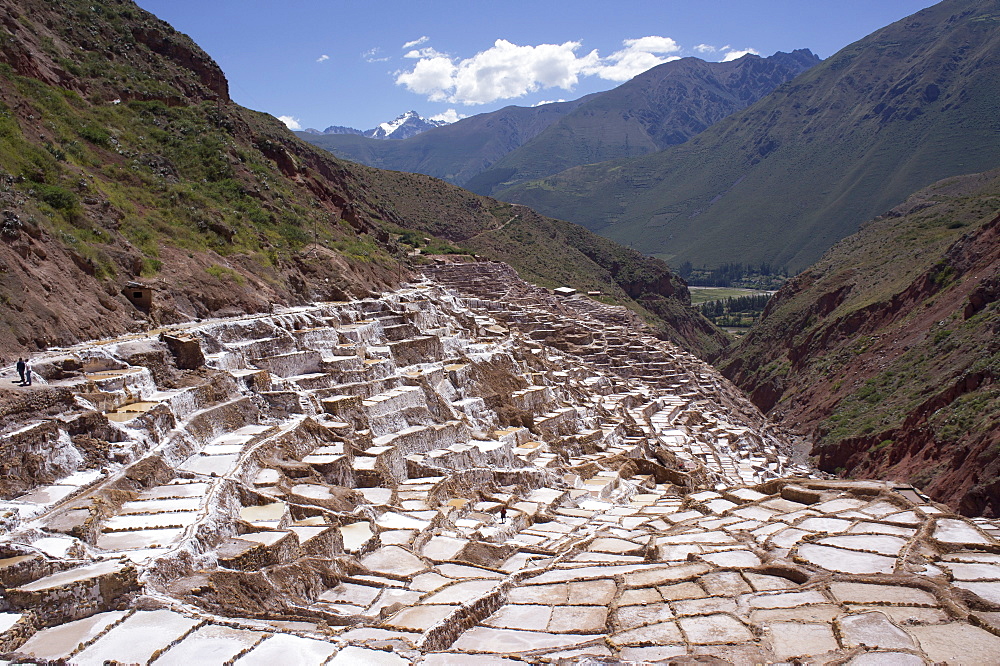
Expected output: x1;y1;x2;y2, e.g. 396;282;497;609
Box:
15;357;25;384
23;362;32;386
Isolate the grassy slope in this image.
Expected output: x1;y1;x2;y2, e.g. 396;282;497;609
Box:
499;0;1000;273
718;169;1000;514
0;0;723;358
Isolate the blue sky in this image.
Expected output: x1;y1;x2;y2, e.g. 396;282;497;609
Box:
134;0;935;132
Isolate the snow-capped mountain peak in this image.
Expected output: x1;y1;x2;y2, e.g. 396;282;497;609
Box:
368;111;448;140
306;111;451;140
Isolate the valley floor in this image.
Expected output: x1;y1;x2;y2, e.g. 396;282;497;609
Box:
0;261;998;663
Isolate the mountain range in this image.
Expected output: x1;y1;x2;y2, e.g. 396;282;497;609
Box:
298;50;818;193
303;110;450;140
299;97;596;188
499;0;1000;272
300;1;1000;279
467;49;820;196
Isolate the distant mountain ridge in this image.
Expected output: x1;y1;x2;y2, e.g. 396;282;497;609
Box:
303;125;363;136
499;0;1000;272
299;50;817;191
298;97;596;186
468;49;820;195
303;110;449;140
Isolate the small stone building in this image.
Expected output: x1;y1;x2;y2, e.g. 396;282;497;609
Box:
123;281;153;312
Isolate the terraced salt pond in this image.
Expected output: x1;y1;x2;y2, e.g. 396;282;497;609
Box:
2;268;1000;663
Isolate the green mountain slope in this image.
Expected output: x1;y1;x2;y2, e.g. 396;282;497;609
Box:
297;97;595;186
0;0;723;358
468;50;819;196
500;0;1000;273
718;169;1000;515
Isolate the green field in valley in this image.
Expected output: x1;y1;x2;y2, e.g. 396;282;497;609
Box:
688;287;772;305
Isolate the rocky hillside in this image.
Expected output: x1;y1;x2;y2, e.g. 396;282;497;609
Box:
718;169;1000;516
0;0;723;360
501;0;1000;272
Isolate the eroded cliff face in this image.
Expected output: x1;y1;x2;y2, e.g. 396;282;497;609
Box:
719;170;1000;516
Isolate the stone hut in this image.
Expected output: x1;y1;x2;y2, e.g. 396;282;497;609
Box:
123;281;153;312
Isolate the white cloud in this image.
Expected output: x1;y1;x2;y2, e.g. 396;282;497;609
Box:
363;47;390;63
429;108;465;123
532;99;566;107
721;47;760;62
278;115;302;130
395;35;692;105
395;38;594;105
587;35;682;82
316;54;329;63
404;47;448;59
694;43;717;54
395;55;457;102
402;36;429;49
449;40;596;104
